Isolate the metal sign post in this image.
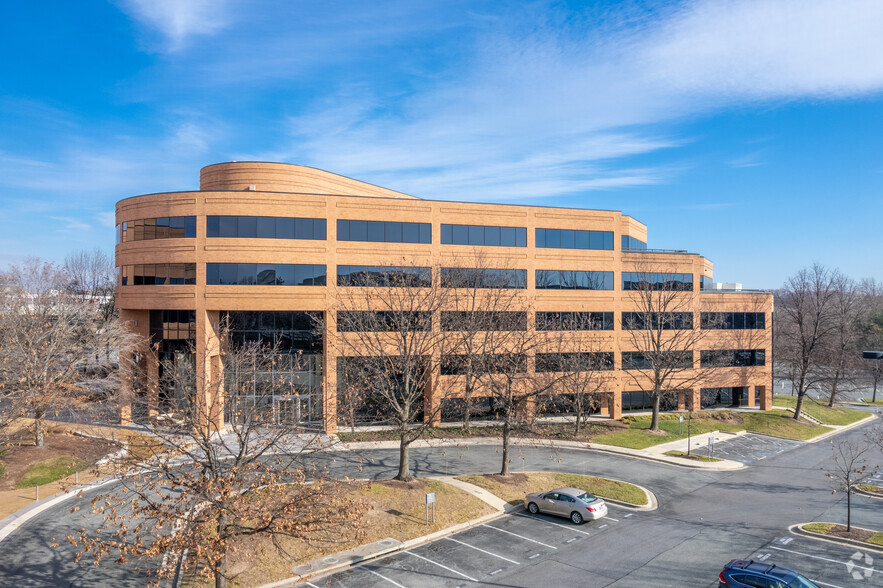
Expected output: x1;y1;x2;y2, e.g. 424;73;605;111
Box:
678;415;684;435
425;492;435;525
708;436;715;460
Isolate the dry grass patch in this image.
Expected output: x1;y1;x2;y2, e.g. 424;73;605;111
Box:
456;471;647;507
221;478;495;587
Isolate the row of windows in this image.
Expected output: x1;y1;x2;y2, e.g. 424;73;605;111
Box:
219;311;322;352
536;311;615;331
442;311;527;331
441;354;526;375
117;214;649;252
622;312;694;330
149;309;196;341
621;351;694;370
536;270;614;290
535;228;613;250
535;352;614;372
120;217;196;242
120;264;196;285
621;235;647;250
700;349;766;367
206;216;326;240
336;265;432;287
205;263;326;286
700;312;766;330
441;224;527;247
337;219;431;244
440;267;527;289
336;311;431;332
622;272;694;291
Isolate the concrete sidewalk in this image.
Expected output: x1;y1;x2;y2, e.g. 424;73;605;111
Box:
334;435;748;470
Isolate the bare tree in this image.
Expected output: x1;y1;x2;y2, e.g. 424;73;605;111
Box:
329;264;450;481
0;258;127;446
69;337;364;588
858;282;883;403
63;248;116;322
458;310;566;475
819;274;863;407
776;264;838;420
621;266;707;431
441;262;525;430
824;436;877;532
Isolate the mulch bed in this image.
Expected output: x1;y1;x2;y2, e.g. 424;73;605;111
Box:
826;525;876;542
378;479;427;491
482;473;528;485
0;428;114;491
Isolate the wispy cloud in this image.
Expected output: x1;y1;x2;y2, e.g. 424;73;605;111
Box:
116;0;233;52
50;216;93;233
727;152;765;168
227;0;883;200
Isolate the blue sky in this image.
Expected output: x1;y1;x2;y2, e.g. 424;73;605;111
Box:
1;0;882;289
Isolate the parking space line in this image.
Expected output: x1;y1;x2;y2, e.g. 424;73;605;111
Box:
444;537;520;565
304;582;320;588
483;524;558;549
364;567;408;588
813;582;845;588
528;553;541;559
404;551;478;582
768;546;876;573
605;517;619;522
513;513;592;535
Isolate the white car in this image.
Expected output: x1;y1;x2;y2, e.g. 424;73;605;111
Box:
524;487;608;524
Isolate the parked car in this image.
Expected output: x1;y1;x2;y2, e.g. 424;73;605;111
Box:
719;559;819;588
523;487;607;524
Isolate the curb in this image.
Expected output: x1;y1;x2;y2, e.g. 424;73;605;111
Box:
258;510;507;588
0;476;118;544
803;413;877;444
789;523;883;555
855;487;883;501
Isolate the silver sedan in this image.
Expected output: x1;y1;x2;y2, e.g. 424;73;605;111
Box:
524;487;608;524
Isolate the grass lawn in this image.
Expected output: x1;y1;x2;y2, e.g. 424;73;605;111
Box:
591;410;831;449
862;398;883;405
16;455;88;488
772;395;868;426
740;410;832;440
221;478;495;587
663;450;722;462
455;471;647;507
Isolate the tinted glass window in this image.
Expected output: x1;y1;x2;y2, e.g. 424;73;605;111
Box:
536;311;614;331
121;216;196;242
441;267;527;289
337;219;429;243
206;263;326;286
622;272;693;291
536;270;613;290
700;312;765;330
442;224;527;247
441;311;527;331
119;263;197;285
535;228;613;250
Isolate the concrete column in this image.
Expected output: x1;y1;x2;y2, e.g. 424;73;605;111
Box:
757;385;771;411
118;309;149;425
690;388;701;412
195;309;224;433
609;391;622;420
599;391;609;416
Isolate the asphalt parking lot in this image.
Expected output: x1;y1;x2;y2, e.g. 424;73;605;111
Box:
745;534;880;587
708;433;804;464
298;505;638;588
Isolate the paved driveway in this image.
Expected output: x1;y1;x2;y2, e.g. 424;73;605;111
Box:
708;433;803;464
746;534;880;587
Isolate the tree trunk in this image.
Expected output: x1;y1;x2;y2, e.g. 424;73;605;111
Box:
462;382;472;431
649;392;661;431
846;488;851;532
395;436;412;482
500;421;511;476
34;409;45;447
574;411;582;435
215;515;228;588
793;392;805;421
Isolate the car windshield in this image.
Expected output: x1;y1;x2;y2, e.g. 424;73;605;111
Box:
576;493;597;504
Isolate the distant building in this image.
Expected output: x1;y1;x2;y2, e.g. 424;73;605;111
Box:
115;162;773;432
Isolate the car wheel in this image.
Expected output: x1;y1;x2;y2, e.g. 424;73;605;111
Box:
528;502;539;514
570;511;583;525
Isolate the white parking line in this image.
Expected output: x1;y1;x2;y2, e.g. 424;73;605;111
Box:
813;581;845;588
304;582;320;588
514;512;592;535
404;551;478;582
483;524;558;549
444;537;520;565
364;567;408;588
605;517;619;522
768;546;876;573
